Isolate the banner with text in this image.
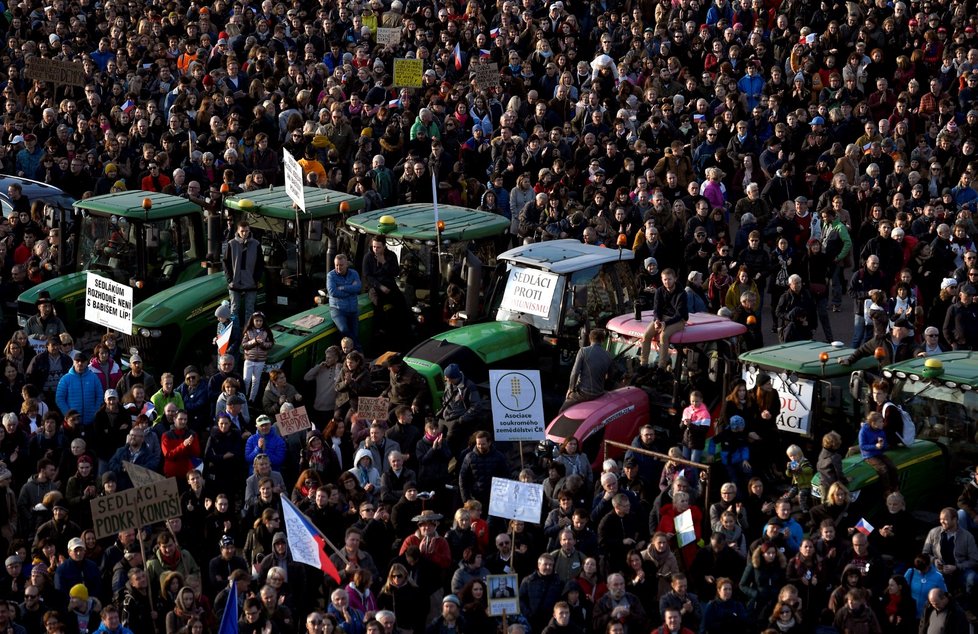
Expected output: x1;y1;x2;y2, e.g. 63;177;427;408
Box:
393;58;423;87
489;370;546;442
488;477;544;523
283;149;306;212
276;406;312;436
498;266;559;318
85;273;133;334
90;477;181;539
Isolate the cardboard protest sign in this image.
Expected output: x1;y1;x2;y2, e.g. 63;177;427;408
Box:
473;63;500;89
377;27;401;47
123;461;165;487
357;396;390;421
91;478;181;539
276;406;313;436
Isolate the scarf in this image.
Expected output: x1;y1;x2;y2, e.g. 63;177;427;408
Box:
160;546;183;569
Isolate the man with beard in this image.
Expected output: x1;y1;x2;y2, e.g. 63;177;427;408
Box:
593;572;648;633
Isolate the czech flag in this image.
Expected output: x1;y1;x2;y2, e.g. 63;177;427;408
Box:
217;580;238;634
855;517;875;535
281;497;342;583
216;325;233;355
490;28;500;39
479;49;491;60
453;41;463;71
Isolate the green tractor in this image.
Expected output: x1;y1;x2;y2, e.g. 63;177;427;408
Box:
119;187;363;371
17;191;206;336
403;240;635;411
263;204;510;379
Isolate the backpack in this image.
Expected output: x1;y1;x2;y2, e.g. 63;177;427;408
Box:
883;402;916;445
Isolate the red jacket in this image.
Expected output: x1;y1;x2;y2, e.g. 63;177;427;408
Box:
160;427;200;478
399;532;452;569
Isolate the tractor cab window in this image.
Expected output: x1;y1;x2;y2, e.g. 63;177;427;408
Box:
82;214;135;283
897;382;978;467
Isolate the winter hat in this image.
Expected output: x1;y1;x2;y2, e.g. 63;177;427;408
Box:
69;584;89;600
215;302;231;320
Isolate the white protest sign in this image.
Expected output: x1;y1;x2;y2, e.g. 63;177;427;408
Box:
376;27;401;46
85;272;133;334
499;266;559;318
283;149;306;212
489;370;546;442
674;509;697;547
743;368;815;435
488;477;544;523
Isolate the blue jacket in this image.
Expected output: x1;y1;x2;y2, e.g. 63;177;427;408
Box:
327;267;363;313
15;146;44;179
858;423;886;458
54;557;101;595
95;625;134;634
765;516;803;554
245;427;286;472
56;367;104;426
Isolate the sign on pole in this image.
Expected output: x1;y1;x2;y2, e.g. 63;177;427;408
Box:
743;368;815;435
498;267;559;318
393;58;423;87
487;574;519;616
488;477;544;523
85;272;133;334
90;477;181;539
25;57;85;87
376;27;401;47
489;370;546;442
473;63;500;90
122;461;164;487
283;149;306;212
357;396;390;422
276;406;312;436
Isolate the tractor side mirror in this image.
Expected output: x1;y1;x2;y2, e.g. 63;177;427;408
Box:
849;370;864;401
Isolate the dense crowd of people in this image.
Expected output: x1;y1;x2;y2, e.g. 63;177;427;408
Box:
4;0;978;631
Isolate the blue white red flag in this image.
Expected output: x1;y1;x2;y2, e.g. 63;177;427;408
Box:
281;497;342;583
855;518;875;535
454;41;463;71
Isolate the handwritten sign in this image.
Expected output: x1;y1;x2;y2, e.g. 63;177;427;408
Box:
473;63;500;90
393;58;423;87
488;477;543;523
25;57;85;87
377;27;401;47
357;396;390;422
276;405;312;436
90;478;181;539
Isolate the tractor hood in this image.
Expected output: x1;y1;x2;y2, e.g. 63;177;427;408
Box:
739;341;878;377
131;273;227;330
421;320;535;364
19;271;88;306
